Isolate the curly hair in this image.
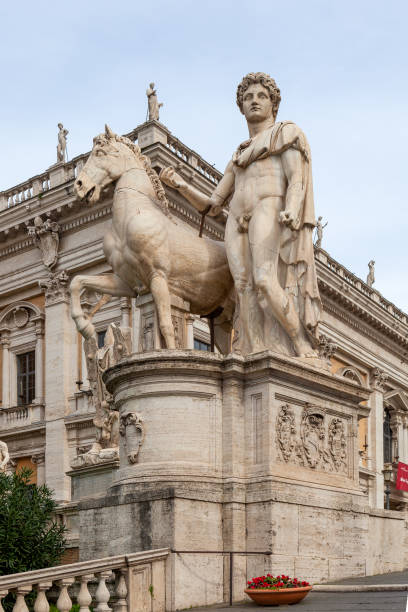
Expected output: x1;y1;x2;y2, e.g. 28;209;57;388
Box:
236;72;281;119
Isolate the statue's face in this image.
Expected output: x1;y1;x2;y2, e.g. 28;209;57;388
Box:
242;83;273;123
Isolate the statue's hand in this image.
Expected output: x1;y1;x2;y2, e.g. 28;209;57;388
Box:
159;167;187;191
279;210;300;231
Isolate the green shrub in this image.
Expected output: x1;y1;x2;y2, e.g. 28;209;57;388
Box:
0;468;67;611
0;468;66;574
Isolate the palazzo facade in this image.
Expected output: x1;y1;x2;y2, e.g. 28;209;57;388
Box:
0;119;407;569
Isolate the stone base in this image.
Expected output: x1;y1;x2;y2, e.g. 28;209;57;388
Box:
76;351;408;609
68;460;119;501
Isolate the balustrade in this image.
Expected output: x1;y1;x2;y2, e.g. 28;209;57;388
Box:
0;549;169;612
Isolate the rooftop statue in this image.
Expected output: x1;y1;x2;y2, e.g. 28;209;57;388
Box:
146;82;163;121
71;125;233;353
161;72;322;358
57;123;69;163
315;216;327;249
367;260;375;287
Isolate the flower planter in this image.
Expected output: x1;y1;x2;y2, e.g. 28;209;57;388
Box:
245;586;312;606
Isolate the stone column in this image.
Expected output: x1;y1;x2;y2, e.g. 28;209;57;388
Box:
40;271;72;502
120;297;131;328
186;315;195;349
390;410;403;463
32;453;46;486
403;416;408;463
131;299;141;353
1;330;10;408
370;368;388;509
33;317;45;404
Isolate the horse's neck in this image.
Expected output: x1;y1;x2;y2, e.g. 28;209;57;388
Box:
115;166;148;192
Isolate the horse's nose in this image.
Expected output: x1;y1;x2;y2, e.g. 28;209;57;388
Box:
76;179;83;188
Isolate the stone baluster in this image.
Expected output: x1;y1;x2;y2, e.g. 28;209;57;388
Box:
77;574;94;612
56;578;74;612
12;585;32;612
113;569;128;612
34;582;52;612
0;589;8;612
95;571;112;612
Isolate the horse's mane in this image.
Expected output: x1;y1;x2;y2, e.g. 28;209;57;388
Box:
109;134;170;216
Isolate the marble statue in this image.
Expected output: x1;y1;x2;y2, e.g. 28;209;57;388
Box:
315;216;327;249
71;125;234;354
71;323;131;468
160;72;321;358
27;215;60;269
0;440;11;473
57;123;68;162
367;260;375;287
146;82;163;121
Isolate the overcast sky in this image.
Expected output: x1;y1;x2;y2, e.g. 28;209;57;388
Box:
1;0;407;310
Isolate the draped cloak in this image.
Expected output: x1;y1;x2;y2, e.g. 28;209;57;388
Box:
231;121;321;349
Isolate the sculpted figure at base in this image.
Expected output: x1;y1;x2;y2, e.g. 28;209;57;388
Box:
71;323;131;468
161;72;321;357
0;440;12;473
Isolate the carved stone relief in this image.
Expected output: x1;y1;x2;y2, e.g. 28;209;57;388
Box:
328;417;347;471
39;270;70;306
119;411;145;464
276;404;349;474
27;216;60;270
318;334;337;365
276;404;296;461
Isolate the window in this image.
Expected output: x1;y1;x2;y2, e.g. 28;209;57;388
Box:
97;330;107;349
17;351;35;406
194;339;210;351
383;408;393;463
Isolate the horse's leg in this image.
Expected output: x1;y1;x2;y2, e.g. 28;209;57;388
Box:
150;273;175;349
70;274;134;340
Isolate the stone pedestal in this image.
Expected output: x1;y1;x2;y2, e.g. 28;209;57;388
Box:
77;351;408;609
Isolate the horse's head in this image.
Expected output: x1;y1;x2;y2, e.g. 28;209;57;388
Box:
75;125;140;204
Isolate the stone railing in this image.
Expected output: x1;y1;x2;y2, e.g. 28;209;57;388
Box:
0;154;90;211
0;403;45;430
0;548;169;612
315;248;408;327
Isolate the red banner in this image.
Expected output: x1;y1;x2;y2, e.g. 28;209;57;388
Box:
396;462;408;492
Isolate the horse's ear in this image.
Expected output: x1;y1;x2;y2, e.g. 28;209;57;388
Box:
105;124;115;139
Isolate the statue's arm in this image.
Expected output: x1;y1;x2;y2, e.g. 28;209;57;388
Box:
279;145;305;231
160;161;234;216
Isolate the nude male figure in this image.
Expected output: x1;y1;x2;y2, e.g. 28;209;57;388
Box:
160;72;321;357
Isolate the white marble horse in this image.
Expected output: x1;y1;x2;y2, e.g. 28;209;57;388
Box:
71;125;234;352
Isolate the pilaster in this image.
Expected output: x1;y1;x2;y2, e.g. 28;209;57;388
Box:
42;270;72;502
369;367;388;508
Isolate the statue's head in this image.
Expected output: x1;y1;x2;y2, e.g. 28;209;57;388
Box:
318;216;323;221
58;123;63;129
75;125;142;205
236;72;281;122
149;82;155;89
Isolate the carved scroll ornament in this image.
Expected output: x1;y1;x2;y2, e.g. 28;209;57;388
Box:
119;411;145;464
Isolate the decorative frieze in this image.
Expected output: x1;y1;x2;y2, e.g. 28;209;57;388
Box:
276;404;349;474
